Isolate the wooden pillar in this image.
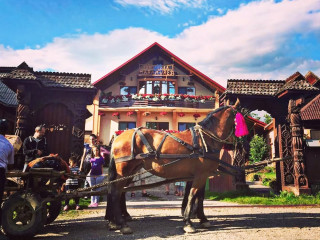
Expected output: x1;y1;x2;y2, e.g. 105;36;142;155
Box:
215;91;220;109
288;98;310;194
172;111;177;130
15;85;31;140
136;111;142;127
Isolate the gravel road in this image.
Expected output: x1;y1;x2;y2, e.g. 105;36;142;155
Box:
31;204;320;240
1;184;319;240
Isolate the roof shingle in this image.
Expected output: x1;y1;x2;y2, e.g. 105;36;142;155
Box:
301;94;320;121
0;63;94;90
226;79;285;96
0;81;18;107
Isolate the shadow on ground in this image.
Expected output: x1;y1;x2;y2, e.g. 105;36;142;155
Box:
22;211;320;240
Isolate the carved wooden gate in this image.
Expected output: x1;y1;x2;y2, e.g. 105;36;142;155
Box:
34;103;73;161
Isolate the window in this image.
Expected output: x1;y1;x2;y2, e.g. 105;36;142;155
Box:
146;122;169;130
120;86;137;95
119;122;136;130
139;81;176;94
178;122;196;131
178;87;195;95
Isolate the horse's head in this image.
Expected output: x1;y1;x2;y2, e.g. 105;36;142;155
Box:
199;99;248;144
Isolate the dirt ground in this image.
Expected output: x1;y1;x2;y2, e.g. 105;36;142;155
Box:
31;204;320;240
1;184;320;240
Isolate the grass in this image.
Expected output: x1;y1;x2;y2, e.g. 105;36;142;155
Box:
59;197;97;218
205;190;320;205
247;166;276;186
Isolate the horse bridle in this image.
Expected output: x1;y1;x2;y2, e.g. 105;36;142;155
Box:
195;105;237;147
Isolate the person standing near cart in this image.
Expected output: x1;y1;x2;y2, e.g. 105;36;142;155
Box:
0;119;14;225
22;125;48;172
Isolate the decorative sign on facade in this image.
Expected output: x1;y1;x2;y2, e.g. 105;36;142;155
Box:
139;64;175;76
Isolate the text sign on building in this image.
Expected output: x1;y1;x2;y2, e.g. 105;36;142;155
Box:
139;64;175;76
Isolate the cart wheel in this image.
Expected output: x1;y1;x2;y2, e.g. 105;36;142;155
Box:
1;193;46;239
45;200;61;225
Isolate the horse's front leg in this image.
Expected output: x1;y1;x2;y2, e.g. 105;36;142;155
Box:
196;185;211;228
183;185;198;233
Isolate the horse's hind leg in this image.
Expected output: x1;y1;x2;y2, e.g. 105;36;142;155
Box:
121;192;132;221
110;181;133;234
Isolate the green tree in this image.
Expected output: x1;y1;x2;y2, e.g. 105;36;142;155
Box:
263;114;272;124
249;135;269;163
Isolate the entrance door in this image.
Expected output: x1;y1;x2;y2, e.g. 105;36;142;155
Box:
34;103;73;161
146;122;169;130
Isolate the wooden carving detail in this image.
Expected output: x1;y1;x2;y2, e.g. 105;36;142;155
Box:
288;99;308;188
279;123;294;185
15;86;31;139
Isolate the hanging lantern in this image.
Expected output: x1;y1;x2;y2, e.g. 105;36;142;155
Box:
127;111;135;117
193;113;201;120
159;112;168;116
112;112;120;119
98;111;105;116
178;112;185;117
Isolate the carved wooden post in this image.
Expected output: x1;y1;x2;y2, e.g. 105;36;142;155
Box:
15;85;31;140
278;122;294;189
233;141;249;190
288;98;310;194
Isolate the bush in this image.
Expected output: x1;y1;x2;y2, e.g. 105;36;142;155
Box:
262;177;272;186
249;135;269;163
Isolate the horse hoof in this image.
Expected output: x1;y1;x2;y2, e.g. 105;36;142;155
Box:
121;226;133;234
124;215;133;222
108;222;121;231
200;221;212;228
183;225;197;233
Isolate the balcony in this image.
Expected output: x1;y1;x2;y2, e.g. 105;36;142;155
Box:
100;94;215;109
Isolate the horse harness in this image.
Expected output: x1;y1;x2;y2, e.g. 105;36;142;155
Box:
114;125;234;169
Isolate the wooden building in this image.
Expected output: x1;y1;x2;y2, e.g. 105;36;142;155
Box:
223;72;320;195
0;62;96;165
0;79;17;133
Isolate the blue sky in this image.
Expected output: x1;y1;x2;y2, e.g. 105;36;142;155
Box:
0;0;319;86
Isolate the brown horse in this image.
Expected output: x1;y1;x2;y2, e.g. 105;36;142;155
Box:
107;101;241;234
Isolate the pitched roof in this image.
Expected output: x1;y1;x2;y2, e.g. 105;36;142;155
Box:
226;72;319;97
93;42;225;92
226;79;285;96
275;72;318;95
0;62;94;90
305;71;320;86
0;81;18;107
301;94;320;121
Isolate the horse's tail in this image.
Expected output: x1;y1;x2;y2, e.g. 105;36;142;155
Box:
108;153;117;182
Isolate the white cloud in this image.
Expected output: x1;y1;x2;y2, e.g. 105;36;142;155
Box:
114;0;207;14
1;0;320;88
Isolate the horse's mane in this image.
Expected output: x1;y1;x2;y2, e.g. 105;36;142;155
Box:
198;106;229;129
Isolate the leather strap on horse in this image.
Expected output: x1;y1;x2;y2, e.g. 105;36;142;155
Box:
114;126;224;163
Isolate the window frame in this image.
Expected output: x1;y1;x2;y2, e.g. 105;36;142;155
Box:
178;122;196;131
178;87;196;95
120;86;137;95
118;122;136;130
138;79;176;94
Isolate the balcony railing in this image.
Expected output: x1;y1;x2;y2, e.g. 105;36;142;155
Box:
100;94;215;109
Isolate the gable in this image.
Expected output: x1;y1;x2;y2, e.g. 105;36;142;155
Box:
93;42;225;93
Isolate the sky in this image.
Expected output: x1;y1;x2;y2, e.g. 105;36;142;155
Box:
0;0;320;87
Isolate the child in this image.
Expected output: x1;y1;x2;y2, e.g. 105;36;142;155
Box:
88;146;104;207
174;181;186;197
64;157;81;211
